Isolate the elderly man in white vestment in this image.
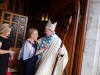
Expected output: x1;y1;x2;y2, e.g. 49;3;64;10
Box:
35;19;68;75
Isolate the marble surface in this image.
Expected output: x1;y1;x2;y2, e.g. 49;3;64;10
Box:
89;3;100;14
84;40;99;54
81;66;92;75
87;14;99;27
86;26;99;40
82;53;99;67
81;0;100;75
90;0;100;3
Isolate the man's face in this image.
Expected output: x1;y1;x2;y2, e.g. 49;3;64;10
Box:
44;28;53;37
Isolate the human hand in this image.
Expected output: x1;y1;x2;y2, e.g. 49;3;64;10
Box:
43;44;50;50
9;51;15;60
8;51;15;54
58;47;64;55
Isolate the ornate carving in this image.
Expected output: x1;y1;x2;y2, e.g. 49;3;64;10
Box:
52;3;76;32
52;3;76;75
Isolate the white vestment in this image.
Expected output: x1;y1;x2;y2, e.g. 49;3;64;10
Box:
35;34;68;75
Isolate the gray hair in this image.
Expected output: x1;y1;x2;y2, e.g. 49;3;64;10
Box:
28;28;38;37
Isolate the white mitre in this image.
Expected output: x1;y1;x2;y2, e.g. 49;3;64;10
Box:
45;19;57;31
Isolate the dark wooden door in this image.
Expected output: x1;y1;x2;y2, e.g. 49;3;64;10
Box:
49;0;80;75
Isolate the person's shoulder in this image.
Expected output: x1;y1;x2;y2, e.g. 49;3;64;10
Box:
54;34;61;41
21;40;32;48
37;36;45;45
38;37;44;40
0;36;3;39
0;36;3;42
22;40;30;46
24;40;31;44
37;37;44;41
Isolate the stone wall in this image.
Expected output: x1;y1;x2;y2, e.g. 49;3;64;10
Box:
81;0;100;75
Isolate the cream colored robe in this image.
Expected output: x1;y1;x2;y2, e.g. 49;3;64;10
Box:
35;34;68;75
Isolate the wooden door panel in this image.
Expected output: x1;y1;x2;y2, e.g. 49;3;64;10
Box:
0;11;28;74
10;23;18;47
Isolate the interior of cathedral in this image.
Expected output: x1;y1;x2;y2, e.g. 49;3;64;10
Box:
0;0;89;75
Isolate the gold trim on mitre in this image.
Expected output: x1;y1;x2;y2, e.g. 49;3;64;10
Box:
45;19;57;31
